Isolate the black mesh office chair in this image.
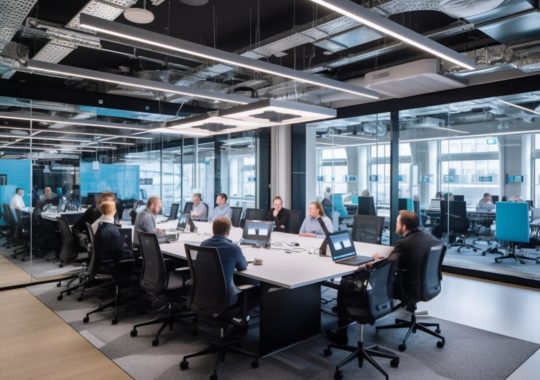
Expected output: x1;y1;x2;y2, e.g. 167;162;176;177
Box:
230;206;243;227
57;216;87;268
288;209;303;234
440;201;477;252
168;203;180;221
183;201;194;214
82;225;136;325
10;208;30;260
351;215;385;244
357;196;377;216
324;259;399;380
243;208;266;224
180;244;259;379
376;245;447;351
2;204;17;249
130;231;192;346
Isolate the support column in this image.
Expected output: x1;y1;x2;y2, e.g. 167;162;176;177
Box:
389;111;400;244
270;125;292;208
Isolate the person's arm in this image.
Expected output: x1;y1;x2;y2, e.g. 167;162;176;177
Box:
226;207;233;220
298;218;307;234
138;213;157;234
191;204;202;218
234;246;248;271
278;209;290;231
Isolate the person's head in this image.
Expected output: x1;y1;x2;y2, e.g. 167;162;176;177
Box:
324;187;332;197
395;210;419;237
361;189;370;197
212;216;231;237
216;193;228;206
44;186;52;197
192;193;202;206
15;188;24;196
435;191;443;199
97;191;115;206
483;192;492;202
147;196;162;215
99;201;116;217
273;196;283;211
308;201;324;218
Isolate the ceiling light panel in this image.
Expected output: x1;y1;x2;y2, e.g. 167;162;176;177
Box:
78;14;380;99
310;0;475;70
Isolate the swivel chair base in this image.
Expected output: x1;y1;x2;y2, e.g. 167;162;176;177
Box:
376;313;445;352
179;327;259;380
325;325;399;380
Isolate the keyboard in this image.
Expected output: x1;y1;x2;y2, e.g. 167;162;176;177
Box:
337;255;373;266
240;239;266;247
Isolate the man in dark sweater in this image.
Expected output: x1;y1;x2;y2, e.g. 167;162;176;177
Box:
72;192;116;248
94;201;133;266
327;211;439;344
201;217;248;307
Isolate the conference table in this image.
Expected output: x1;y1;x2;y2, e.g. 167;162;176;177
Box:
159;221;393;357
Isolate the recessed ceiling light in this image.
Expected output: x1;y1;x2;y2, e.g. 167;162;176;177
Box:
180;0;209;5
124;7;154;24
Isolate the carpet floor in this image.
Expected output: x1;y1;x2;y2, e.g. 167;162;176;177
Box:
28;282;539;380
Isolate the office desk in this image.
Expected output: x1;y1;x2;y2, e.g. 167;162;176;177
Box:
160;224;393;356
21;207;84;224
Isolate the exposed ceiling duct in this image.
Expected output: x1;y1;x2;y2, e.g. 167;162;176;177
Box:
32;0;138;63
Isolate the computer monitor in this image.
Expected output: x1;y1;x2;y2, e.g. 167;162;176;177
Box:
357;196;376;216
328;230;356;262
242;220;273;242
491;195;499;203
453;195;465;201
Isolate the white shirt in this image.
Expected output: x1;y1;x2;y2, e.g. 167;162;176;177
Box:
10;194;25;210
91;215;115;235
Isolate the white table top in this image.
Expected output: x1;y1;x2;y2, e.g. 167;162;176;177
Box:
160;222;394;290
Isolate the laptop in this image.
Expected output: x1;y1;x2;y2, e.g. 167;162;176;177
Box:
328;230;373;266
428;199;441;210
177;213;197;232
240;220;272;248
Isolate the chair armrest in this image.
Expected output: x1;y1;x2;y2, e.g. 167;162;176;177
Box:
238;284;257;291
174;267;190;272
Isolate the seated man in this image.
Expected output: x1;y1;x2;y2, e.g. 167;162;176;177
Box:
10;188;25;210
265;195;290;232
201;217;248;307
72;192;116;249
134;196;166;246
211;193;233;221
40;186;58;206
327;211;439;344
477;192;495;212
94;201;133;266
190;192;208;221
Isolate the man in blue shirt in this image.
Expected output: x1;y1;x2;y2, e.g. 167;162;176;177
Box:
201;216;248;306
211;193;233;221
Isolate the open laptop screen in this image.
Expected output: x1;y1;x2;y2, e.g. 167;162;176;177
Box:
243;220;272;241
328;230;356;261
177;213;190;231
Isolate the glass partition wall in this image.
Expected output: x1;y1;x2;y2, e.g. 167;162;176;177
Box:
0;95;267;290
308;90;540;285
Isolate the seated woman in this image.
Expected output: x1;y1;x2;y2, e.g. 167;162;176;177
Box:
299;201;333;238
265;196;290;232
94;201;133;266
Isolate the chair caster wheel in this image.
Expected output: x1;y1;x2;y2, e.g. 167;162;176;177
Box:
21;258;25;262
56;282;61;287
334;370;343;380
180;360;189;370
323;347;332;357
57;295;63;301
66;291;71;296
398;344;407;352
83;316;89;323
437;340;445;348
435;328;441;333
495;259;501;263
130;329;137;337
210;373;218;380
390;358;399;368
111;318;118;325
59;263;63;268
77;296;83;302
152;339;159;347
251;360;259;368
191;329;198;337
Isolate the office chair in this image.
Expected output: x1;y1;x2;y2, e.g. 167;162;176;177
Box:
168;203;180;221
398;198;413;212
243;208;266;222
351;215;384;244
288;209;303;234
130;231;192;346
230;206;243;228
330;194;348;218
180;244;259;379
376;245;447;352
57;216;87;268
82;225;137;325
183;201;194;214
12;208;30;260
357;196;377;216
1;204;16;248
440;200;478;253
493;202;539;264
324;259;399;380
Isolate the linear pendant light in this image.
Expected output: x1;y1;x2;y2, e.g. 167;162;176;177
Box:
310;0;475;70
78;14;380;100
26;60;251;105
498;100;540;116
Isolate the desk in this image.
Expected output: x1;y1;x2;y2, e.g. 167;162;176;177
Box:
21;207;84;224
160;222;393;356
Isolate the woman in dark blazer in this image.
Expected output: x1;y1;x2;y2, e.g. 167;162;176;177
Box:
265;196;290;233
